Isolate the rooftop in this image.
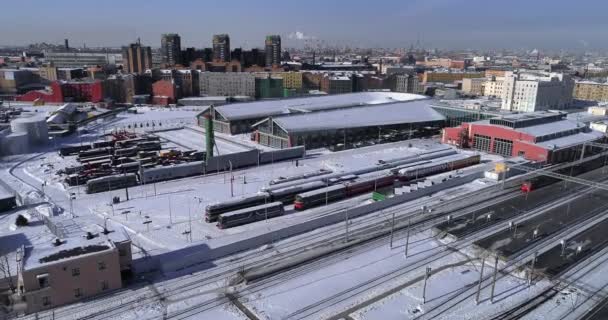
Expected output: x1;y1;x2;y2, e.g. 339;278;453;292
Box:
213;92;427;121
271;99;445;134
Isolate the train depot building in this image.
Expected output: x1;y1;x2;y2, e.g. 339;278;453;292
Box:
251;100;446;149
442;111;605;163
196;92;425;135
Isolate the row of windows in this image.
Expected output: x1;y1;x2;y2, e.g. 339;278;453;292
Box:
41;281;110;307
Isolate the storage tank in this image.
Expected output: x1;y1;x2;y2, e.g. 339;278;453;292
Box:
11;116;49;145
2;132;29;155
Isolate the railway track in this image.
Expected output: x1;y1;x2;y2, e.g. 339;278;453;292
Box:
416;201;608;320
19;174;507;320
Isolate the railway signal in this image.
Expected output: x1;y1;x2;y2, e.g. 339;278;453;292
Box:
423;266;432;304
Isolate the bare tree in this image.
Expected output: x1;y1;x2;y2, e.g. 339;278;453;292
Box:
0;255;15;293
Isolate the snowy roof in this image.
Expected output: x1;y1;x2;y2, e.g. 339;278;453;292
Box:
271;100;445;134
214;92;427;121
517;120;583;137
536;130;604;150
23;237;115;270
472;118;584;138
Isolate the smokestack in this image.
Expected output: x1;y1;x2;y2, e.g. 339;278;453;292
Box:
205;109;215;160
64;39;69;51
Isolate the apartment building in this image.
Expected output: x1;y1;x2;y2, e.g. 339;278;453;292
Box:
573;81;608;102
501;72;574;112
462;77;486;96
199;72;255;97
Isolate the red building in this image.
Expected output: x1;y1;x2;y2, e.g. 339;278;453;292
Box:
17;81;103;103
152;80;177;105
442;112;604;163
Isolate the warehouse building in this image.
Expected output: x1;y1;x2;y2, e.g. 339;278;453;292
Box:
252;100;446;149
442;111;605;163
196;92;425;134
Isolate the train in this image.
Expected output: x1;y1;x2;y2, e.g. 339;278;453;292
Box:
139;161;205;184
294;154;481;211
217;202;284;229
396;155;481;180
206;153;482;221
206;193;269;222
85;174;138;194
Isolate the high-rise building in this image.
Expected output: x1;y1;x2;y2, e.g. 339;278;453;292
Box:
500;71;574;112
161;33;182;66
122;41;152;74
265;35;281;67
212;34;231;62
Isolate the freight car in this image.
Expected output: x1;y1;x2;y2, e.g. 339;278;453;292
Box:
77;147;114;160
85;173;138;194
116;162;140;174
217;202;284;229
205;193;269;222
114;146;139;158
59;144;92;156
139;161;204;184
294;185;347;210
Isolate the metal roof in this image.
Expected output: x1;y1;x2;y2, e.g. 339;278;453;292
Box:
271;100;446;134
214;92;427;121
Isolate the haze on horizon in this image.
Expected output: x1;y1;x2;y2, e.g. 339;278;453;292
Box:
1;0;606;51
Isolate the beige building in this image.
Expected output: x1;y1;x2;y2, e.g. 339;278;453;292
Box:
18;228;132;314
483;77;505;98
462;77;486;95
574;81;608;102
39;66;58;81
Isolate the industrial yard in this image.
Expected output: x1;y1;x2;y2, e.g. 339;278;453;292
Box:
1;100;608;320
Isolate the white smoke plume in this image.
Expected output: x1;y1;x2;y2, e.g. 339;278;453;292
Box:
287;31;316;40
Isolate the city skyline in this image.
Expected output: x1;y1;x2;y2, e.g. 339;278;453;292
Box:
1;0;607;50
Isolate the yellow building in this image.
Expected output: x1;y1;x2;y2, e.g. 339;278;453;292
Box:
574;81;608;102
272;71;302;89
39;66;58;81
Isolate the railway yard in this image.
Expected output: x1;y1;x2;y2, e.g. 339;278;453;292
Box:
2;106;608;320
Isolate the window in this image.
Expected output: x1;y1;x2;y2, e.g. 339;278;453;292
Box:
101;280;109;291
98;262;106;270
36;274;49;289
72;268;80;277
74;288;82;298
42;296;51;306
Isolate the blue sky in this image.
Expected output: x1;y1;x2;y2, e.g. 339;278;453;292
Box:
1;0;606;50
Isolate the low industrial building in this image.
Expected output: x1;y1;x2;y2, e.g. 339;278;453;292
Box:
18;224;132;313
252;100;445;149
442;111;605;163
196;92;425;134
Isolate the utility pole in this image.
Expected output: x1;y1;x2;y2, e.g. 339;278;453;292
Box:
168;196;173;225
423;266;432;304
344;209;349;243
389;211;395;248
528;251;538;286
475;258;486;305
490;255;499;303
405;218;411;257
